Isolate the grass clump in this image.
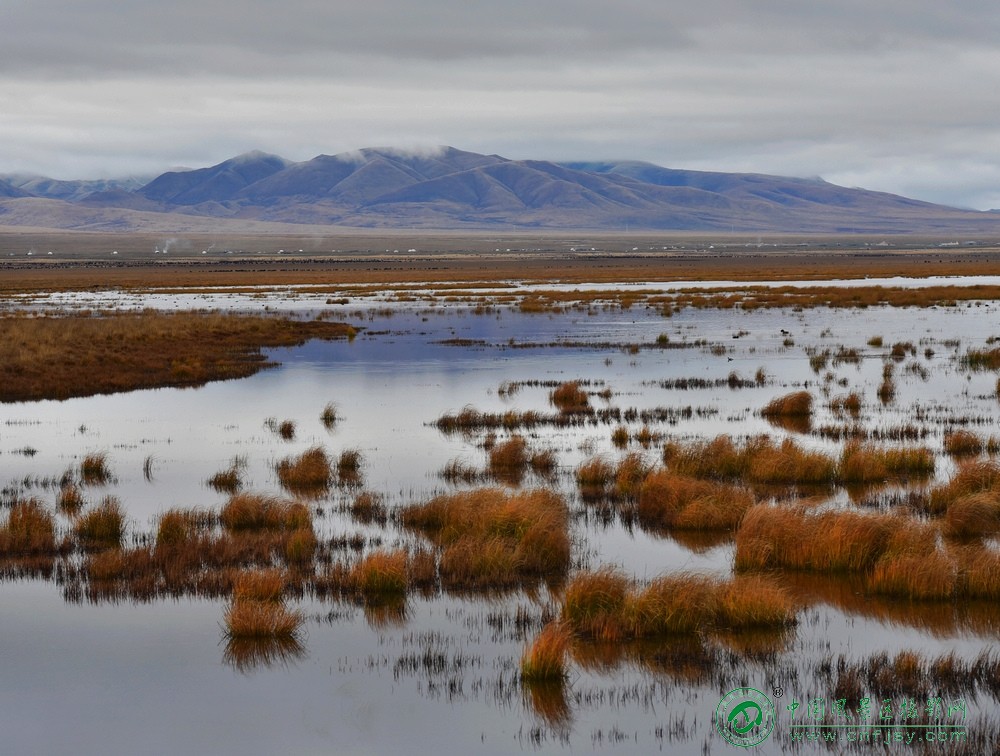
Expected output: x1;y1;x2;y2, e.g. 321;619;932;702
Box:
520;621;572;682
942;493;1000;539
611;426;630;448
638;471;755;530
75;496;125;549
488;436;529;480
561;568;793;642
220;493;311;532
944;430;984;457
0;499;57;555
663;435;837;487
233;569;287;603
336;449;363;485
401;487;570;589
56;483;85;515
320;402;338;429
838;441;934;483
735;505;897;573
80;452;111;485
349;549;409;599
928;460;1000;514
761;391;812;417
576;456;615;500
224;599;303;639
208;457;245;493
276;446;332;494
549;381;590;414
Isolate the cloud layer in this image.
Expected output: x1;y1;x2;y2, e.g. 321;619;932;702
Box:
3;1;999;209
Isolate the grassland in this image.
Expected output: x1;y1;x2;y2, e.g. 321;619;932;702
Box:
0;310;356;402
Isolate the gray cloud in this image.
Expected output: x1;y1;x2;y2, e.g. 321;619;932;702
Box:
2;1;1000;209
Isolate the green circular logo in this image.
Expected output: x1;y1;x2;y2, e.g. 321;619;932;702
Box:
715;687;775;748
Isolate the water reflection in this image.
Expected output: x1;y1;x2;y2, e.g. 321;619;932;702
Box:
222;635;307;674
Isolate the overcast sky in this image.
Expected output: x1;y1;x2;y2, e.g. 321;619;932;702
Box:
2;1;999;209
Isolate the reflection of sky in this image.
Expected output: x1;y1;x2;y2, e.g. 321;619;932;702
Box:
3;302;1000;753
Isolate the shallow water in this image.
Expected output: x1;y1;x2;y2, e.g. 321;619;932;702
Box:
2;298;1000;754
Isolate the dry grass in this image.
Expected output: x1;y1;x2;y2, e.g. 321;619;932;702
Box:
838;441;934;483
561;568;793;641
549;381;590;414
80;452;111;485
0;499;57;555
761;390;812;417
336;449;363;485
663;435;837;486
520;621;572;682
0;310;356;402
576;456;615;500
349;549;409;599
320;402;338;429
75;497;125;549
401;487;570;588
276;446;332;494
220;493;311;532
208;457;245;493
284;528;317;565
944;429;985;457
869;550;958;600
278;420;296;441
943;493;1000;539
223;600;304;639
56;484;85;515
928;459;1000;514
638;471;755;530
830;392;862;418
734;505;898;573
232;569;287;603
488;436;529;479
349;491;388;525
155;507;215;549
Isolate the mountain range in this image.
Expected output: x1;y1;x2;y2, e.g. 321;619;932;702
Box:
2;146;998;234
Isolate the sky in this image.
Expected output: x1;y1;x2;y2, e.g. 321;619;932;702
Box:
2;0;999;210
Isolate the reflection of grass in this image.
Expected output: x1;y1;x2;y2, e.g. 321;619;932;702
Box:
222;635;306;674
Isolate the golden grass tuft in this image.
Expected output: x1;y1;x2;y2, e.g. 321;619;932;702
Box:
401;487;570;588
56;484;85;515
576;456;614;499
284;528;317;565
349;491;388;525
663;435;837;486
488;436;529;479
613;452;652;501
220;493;311;532
638;471;755;530
943;493;1000;539
232;569;286;603
75;496;125;549
276;446;332;494
208;457;245;493
80;452;111;485
838;441;935;483
761;390;812;417
155;507;214;549
611;426;630;448
944;429;984;457
549;381;590;414
320;402;338;429
561;569;793;641
734;505;898;573
336;449;363;485
868;550;958;600
0;498;57;555
928;459;1000;514
349;549;409;598
223;600;304;639
520;621;572;682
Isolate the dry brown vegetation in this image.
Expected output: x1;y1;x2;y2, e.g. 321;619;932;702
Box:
549;381;591;414
560;568;794;642
80;452;112;485
401;487;570;589
75;497;125;550
276;447;333;494
0;498;57;555
521;621;572;682
0;310;356;402
638;471;756;530
208;457;245;493
220;493;311;533
760;390;812;418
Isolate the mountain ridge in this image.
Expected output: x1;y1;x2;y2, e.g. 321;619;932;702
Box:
3;146;998;234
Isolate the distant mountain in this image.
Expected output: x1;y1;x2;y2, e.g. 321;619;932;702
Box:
4;147;1000;233
1;174;150;202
